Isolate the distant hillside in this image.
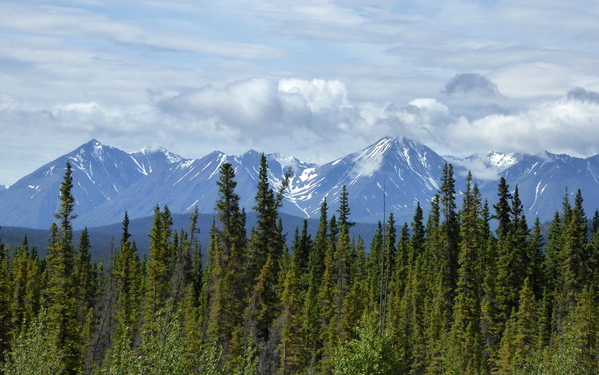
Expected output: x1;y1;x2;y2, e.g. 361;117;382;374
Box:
0;212;382;261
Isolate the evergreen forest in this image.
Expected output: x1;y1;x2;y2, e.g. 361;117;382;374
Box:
1;155;599;375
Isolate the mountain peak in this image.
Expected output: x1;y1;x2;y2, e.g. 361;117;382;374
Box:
357;136;430;165
84;139;103;147
367;136;424;153
133;146;183;164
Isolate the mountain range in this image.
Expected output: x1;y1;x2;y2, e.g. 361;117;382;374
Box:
1;137;598;230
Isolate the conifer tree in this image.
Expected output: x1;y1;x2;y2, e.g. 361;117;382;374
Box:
337;185;355;229
144;205;174;326
299;199;329;371
563;286;599;373
512;277;537;369
496;185;528;326
171;208;199;308
409;202;425;263
45;161;82;373
206;163;247;357
334;214;354;337
113;212;142;342
588;210;599;294
278;251;303;374
76;228;95;308
316;215;340;373
527;218;545;298
438;163;460;314
446;171;483;374
495;309;517;374
244;154;290;366
292;219;312;282
493;177;512;240
560;189;587;310
247;154;290;286
338;238;366;345
366;222;383;315
543;211;563;293
10;236;40;338
480;235;500;370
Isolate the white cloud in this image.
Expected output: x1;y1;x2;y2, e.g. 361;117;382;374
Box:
352;153;384;177
279;79;348;113
2;0;599;186
438;92;599;157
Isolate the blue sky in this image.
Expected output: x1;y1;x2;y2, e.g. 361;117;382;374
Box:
1;0;599;184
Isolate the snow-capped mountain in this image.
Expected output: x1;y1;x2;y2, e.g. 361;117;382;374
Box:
0;139;182;229
285;137;446;223
477;152;599;221
3;137;599;230
76;150;318;228
446;151;524;180
78;137;448;227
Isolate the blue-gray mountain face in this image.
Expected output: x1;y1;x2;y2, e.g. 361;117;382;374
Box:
1;137;598;230
0;140;181;229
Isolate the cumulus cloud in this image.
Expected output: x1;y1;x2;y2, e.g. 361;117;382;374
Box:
3;0;599;186
156;78;361;144
437;90;599;158
278;79;348;112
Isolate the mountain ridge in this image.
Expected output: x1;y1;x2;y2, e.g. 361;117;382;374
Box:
2;136;599;230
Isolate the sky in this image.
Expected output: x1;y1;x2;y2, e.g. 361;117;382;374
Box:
2;0;599;185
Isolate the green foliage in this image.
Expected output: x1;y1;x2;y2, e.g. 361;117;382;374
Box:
2;309;64;375
105;302;193;375
333;314;399;375
45;162;82;373
144;204;174;319
5;160;599;375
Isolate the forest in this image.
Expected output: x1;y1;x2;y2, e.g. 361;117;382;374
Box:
0;155;598;375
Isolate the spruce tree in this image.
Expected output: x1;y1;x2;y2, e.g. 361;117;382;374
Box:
446;171;483;374
337;185;355;228
278;251;303;374
244;154;290;367
10;236;39;338
560;189;587;310
438;163;460;313
493;177;512;240
144;205;174;325
45;161;82;373
298;199;329;371
75;228;96;320
113;212;142;343
206;163;247;357
527;217;545;298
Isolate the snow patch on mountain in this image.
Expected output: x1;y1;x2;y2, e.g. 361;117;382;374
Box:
8;136;599;229
487;152;520;170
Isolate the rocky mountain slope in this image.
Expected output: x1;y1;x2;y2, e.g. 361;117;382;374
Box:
1;137;598;229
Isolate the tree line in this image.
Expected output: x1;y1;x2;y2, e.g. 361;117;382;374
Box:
0;157;598;374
